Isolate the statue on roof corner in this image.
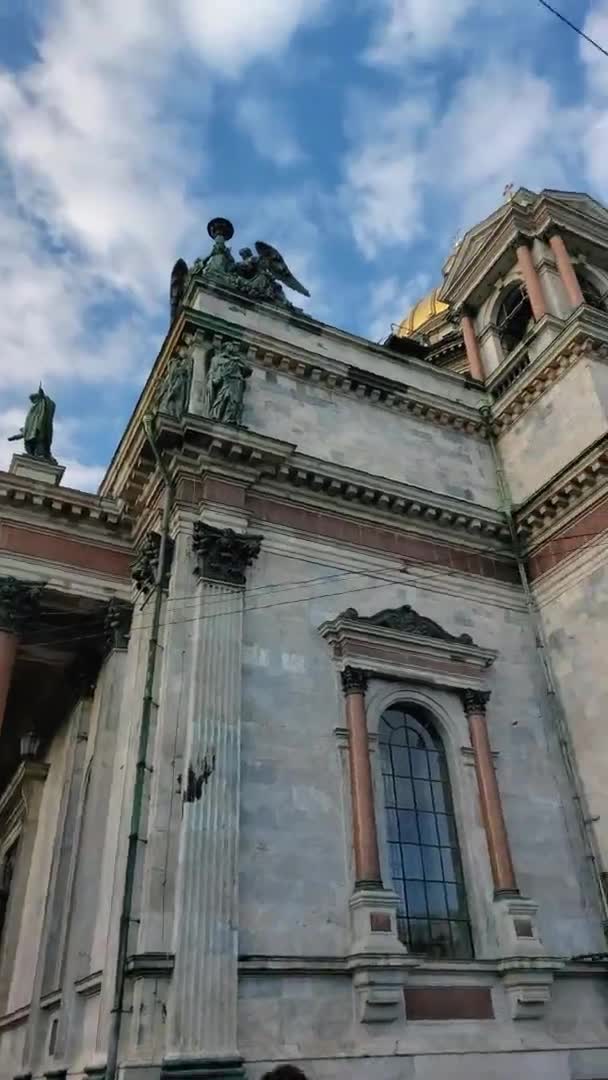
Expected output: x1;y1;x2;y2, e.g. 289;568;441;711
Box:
8;385;56;462
169;217;311;321
205;340;252;426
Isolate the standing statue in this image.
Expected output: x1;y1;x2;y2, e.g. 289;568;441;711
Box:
189;217;236;283
205;341;252;426
8;385;56;461
158;356;192;420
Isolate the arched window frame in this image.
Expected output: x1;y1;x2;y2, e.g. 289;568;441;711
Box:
365;683;495;961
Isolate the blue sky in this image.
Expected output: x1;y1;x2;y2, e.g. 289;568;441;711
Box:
0;0;607;489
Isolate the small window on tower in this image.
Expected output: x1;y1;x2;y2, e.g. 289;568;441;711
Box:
497;284;533;355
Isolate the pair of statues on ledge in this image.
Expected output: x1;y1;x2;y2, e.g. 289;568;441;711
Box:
158;339;252;427
170;217;310;321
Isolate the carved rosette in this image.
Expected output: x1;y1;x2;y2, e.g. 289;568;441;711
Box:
462;688;491;716
0;576;44;634
340;665;368;696
104;598;133;652
192;522;263;586
132;532;174;595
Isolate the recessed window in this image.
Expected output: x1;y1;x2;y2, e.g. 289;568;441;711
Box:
579;275;605;311
379;704;473;959
497;284;533;355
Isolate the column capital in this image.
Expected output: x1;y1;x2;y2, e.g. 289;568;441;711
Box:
513;232;534;250
132;531;174;595
192;522;263;586
542;223;561;242
340;666;368;696
0;576;44;634
103;597;133;653
462;688;491;715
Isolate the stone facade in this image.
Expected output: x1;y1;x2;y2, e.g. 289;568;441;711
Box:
2;189;608;1080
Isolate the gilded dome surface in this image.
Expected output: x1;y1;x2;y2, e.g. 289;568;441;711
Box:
397;286;449;337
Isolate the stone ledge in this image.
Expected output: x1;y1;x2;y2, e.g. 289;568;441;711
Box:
516;435;608;548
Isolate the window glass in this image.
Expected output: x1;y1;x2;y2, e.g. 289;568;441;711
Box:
379;704;473;959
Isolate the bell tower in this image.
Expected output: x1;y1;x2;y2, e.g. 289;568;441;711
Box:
441;187;608;897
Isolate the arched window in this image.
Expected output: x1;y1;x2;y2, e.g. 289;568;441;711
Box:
496;283;533;355
579;274;606;311
379;704;473;959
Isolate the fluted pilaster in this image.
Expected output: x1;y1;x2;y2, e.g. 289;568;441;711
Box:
164;525;261;1077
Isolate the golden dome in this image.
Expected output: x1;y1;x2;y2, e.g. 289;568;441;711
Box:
397;286;449;337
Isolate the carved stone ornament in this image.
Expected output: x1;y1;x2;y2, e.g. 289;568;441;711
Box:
462;688;491;715
341;604;475;645
192;521;263;586
104;597;133;652
340;665;368;695
132;532;174;595
0;576;44;634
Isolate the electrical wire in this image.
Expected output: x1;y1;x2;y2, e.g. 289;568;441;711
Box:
25;577;398;652
537;0;608;60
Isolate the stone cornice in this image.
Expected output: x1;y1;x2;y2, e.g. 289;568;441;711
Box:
132;418;511;551
247;337;485;436
263;453;510;548
515;436;608;549
0;469;128;537
101;305;486;504
319;610;496;691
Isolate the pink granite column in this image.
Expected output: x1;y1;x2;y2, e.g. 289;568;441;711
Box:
548;231;584;309
0;630;18;739
516;240;547;321
341;666;382;889
0;577;41;739
461;310;485;381
462;690;518;896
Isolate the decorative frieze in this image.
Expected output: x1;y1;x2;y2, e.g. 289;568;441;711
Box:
0;577;44;634
192;522;263;586
0;476;124;529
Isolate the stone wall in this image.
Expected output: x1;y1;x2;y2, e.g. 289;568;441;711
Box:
238;535;601;970
535;540;608;875
498;357;608;506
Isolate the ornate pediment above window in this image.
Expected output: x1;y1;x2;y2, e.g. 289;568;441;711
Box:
319;604;496;690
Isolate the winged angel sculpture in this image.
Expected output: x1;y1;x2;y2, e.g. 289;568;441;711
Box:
170;218;310;322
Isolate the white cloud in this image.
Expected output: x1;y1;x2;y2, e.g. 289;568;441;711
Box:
236;97;304;167
0;0;328;484
365;0;480;64
367;271;429;342
340;96;431;257
177;0;328;74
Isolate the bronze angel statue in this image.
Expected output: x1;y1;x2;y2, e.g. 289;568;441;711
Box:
234;242;310;308
169;219;311;323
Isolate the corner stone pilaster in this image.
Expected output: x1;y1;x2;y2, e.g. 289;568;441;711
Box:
162;522;262;1080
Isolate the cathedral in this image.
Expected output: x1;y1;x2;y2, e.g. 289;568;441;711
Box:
1;187;608;1080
